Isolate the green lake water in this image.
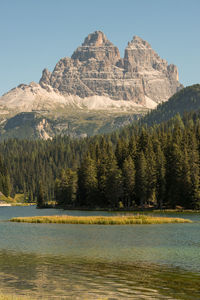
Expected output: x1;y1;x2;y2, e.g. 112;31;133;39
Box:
0;206;199;299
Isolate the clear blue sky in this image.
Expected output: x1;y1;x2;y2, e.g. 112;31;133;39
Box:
0;0;199;96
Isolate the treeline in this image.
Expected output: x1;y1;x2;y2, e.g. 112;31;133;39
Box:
0;136;89;202
0;111;200;209
54;113;200;209
0;155;11;197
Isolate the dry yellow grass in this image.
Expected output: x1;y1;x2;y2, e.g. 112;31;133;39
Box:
10;215;192;225
0;294;32;300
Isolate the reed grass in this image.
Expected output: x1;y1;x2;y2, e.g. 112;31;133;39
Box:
10;215;192;225
0;294;32;300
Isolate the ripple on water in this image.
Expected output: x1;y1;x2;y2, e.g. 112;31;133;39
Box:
0;252;199;299
0;207;199;299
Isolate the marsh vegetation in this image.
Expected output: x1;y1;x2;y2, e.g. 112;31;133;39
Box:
10;214;192;224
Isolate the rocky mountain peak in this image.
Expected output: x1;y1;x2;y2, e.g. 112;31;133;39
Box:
127;35;152;49
0;31;184;140
82;30;112;47
71;31;120;63
124;35;168;71
39;68;52;87
38;31;183;104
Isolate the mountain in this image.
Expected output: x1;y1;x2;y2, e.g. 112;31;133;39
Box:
40;31;182;104
0;31;182;139
140;84;200;126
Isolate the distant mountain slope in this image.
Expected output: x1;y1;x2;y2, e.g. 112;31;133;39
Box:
0;111;141;140
140;84;200;126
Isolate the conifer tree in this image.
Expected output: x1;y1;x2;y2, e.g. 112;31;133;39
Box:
3;174;11;197
136;151;148;207
188;138;200;209
156;145;166;208
77;155;98;207
122;156;135;207
55;169;78;207
165;142;183;208
145;142;157;205
37;182;45;208
104;157;122;207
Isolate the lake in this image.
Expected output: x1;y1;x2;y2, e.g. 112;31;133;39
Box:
0;206;199;299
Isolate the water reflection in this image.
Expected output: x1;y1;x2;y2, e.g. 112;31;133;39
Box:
0;250;200;299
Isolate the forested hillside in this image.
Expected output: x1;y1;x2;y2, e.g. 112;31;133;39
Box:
141;84;200;126
54;111;200;209
0;109;200;209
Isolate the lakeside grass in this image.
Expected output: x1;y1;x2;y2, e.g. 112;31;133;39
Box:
11;203;36;207
152;209;200;214
0;294;32;300
9;215;192;225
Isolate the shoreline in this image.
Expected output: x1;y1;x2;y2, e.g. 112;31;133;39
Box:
38;204;200;214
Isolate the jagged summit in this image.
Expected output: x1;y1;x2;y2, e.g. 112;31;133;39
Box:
39;30;182;104
127;35;152;49
1;31;183;112
71;30;120;63
2;30;183;107
81;31;112;47
0;30;183;139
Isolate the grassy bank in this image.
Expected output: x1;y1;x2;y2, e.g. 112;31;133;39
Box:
11;203;36;207
0;294;31;300
151;209;200;214
10;215;192;225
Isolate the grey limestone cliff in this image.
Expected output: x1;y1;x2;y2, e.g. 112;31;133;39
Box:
39;31;183;105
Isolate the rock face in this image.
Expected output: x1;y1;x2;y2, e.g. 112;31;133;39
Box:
0;31;183;140
40;31;182;105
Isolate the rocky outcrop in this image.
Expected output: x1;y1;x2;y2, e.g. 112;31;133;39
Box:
40;69;51;87
71;31;120;64
123;36;181;103
39;31;183;105
0;81;152;113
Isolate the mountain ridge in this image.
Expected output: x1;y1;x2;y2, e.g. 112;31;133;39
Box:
139;84;200;126
0;30;183;139
40;30;182;104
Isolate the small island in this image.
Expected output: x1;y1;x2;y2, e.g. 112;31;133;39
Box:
10;215;192;225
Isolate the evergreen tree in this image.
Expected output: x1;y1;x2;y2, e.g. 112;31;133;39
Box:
37;182;45;208
55;169;78;207
104;157;122;207
156;145;166;208
77;155;98;207
136;151;148;207
165;142;183;208
188;139;200;208
145;142;157;205
122;156;135;207
3;174;11;197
